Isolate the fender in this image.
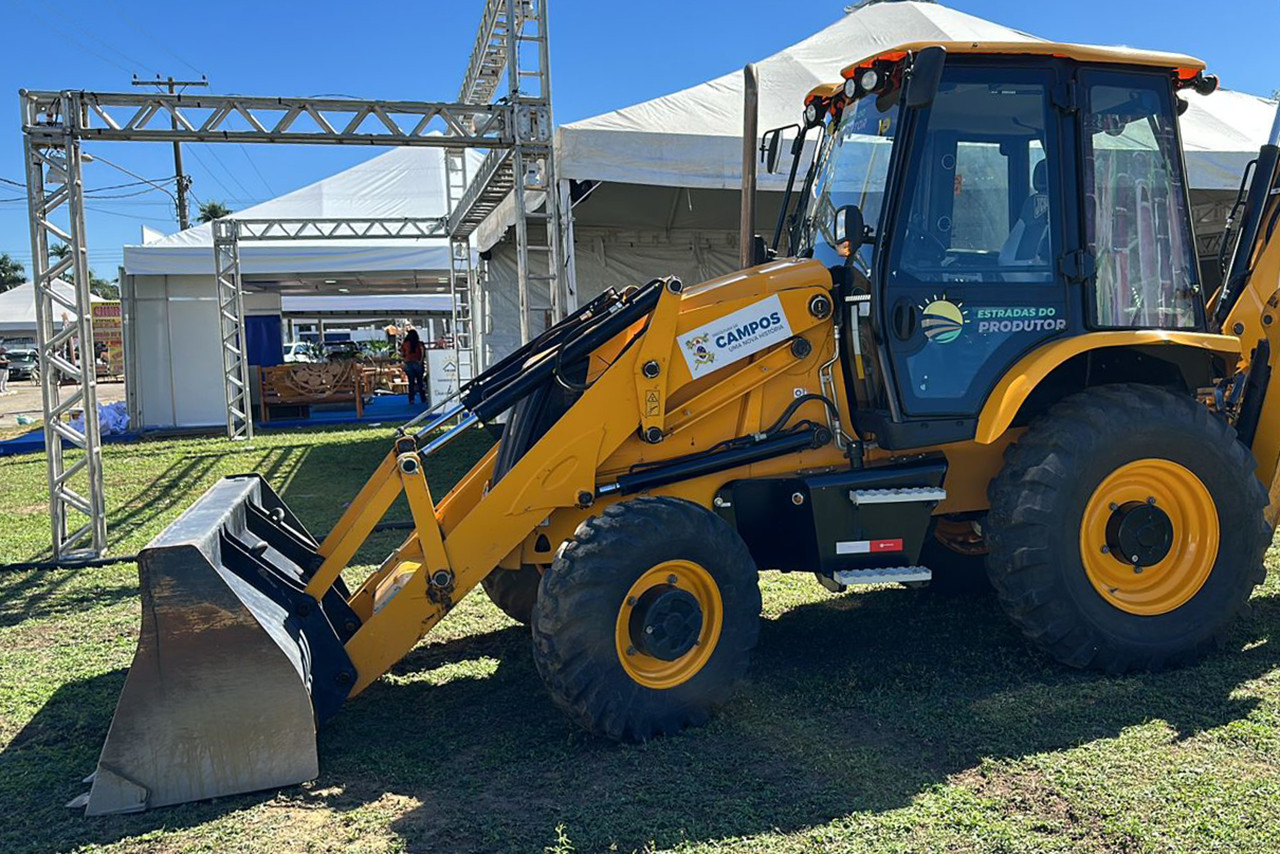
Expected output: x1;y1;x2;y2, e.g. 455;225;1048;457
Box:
974;331;1242;444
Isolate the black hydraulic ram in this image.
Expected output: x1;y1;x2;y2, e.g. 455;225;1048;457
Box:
597;426;831;497
467;279;667;423
1214;102;1280;329
460;286;625;409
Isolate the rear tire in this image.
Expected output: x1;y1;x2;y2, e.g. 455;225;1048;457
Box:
480;564;542;624
531;496;761;740
986;384;1269;672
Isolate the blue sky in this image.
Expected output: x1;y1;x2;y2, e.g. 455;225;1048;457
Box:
1;0;1274;275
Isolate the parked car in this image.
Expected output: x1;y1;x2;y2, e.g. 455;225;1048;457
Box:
283;342;317;364
322;341;361;361
5;348;39;381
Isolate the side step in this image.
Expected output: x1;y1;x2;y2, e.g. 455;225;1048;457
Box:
848;487;947;506
832;566;933;586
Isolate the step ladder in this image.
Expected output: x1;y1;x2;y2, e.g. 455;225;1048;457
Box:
829;484;947;587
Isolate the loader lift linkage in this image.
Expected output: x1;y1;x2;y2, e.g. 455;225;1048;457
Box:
76;38;1280;815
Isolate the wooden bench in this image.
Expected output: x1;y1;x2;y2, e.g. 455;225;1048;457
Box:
258;361;369;423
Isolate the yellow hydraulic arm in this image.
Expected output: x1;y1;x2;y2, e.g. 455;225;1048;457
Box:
308;275;835;694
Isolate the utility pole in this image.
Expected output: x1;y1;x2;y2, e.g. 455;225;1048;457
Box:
132;74;208;230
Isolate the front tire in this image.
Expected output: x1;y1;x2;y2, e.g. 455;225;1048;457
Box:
531;496;761;740
986;384;1269;672
480;564;542;624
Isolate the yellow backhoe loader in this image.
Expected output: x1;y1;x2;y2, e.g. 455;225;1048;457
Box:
74;40;1280;815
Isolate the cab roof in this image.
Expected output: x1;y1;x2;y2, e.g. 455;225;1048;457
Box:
805;40;1207;102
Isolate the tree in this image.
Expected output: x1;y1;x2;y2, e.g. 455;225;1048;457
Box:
47;242;119;299
0;253;24;293
90;273;119;300
197;200;233;223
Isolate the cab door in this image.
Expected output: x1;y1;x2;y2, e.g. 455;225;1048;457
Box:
878;62;1074;420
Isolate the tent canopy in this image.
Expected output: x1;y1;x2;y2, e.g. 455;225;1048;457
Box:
123;147;483;279
555;0;1273;195
280;293;453;315
0;280;102;333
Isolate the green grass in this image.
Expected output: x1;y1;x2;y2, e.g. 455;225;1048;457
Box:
2;425;1279;853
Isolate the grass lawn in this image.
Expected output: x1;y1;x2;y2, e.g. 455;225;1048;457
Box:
1;424;1279;853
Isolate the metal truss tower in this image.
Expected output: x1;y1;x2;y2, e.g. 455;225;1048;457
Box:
18;0;568;560
448;0;571;348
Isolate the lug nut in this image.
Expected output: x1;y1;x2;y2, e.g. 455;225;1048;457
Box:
667;574;678;585
1101;545;1110;554
1147;496;1156;505
626;596;637;606
626;645;637;656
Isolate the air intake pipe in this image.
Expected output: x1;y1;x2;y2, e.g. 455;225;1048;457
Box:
740;63;759;270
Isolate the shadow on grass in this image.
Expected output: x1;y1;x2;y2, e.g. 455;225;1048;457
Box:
5;586;1278;854
0;429;429;628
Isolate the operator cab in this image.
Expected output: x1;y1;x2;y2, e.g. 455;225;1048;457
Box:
765;41;1218;449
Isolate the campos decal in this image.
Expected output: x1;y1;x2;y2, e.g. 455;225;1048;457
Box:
974;306;1067;335
679;294;793;379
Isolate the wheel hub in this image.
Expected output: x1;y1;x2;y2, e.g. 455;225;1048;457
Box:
1105;501;1174;567
1080;458;1219;616
630;585;703;661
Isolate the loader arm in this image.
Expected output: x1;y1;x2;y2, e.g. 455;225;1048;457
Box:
1218;103;1280;526
312;273;836;694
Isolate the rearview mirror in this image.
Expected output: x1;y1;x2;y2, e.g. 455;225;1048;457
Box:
834;204;866;252
760;124;798;174
905;45;947;110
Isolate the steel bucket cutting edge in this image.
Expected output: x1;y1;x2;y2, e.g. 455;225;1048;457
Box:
78;475;358;816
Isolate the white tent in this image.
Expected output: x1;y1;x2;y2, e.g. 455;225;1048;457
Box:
123;146;480;277
121;146;479;430
280;293;453;315
0;280;102;336
552;1;1271;195
475;0;1276;367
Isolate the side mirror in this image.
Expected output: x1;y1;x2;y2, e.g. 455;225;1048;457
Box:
834;204;866;251
905;45;947;110
759;124;798;174
762;128;783;174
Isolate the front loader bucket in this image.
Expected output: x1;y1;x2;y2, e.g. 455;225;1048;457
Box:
79;475;358;816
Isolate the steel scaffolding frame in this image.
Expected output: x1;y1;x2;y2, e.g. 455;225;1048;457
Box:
22;103;106;560
18;0;568;559
448;0;571;346
211;220;254;440
210;214;460;444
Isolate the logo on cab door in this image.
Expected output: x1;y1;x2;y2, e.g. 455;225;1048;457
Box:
678;294;793;379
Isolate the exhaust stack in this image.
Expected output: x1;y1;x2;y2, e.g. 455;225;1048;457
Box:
740;63;759;269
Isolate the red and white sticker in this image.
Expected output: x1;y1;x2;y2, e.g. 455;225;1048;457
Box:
835;539;904;556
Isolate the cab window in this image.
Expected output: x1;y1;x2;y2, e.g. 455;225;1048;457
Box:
1081;72;1199;329
891;68;1056;286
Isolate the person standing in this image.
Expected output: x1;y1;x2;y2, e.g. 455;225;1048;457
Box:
0;347;9;394
400;328;425;406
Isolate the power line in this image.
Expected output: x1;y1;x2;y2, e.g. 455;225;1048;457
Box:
239;145;276;196
17;0;160;77
111;7;207;78
85;153;179;204
186;147;240;202
200;144;255;200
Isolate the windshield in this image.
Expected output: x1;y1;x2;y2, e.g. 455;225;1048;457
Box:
801;92;898;272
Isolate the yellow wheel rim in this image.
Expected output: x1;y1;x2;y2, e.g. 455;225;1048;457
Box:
614;560;723;690
1079;458;1218;616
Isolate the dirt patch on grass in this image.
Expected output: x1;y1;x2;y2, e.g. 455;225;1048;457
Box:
954;764;1133;851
